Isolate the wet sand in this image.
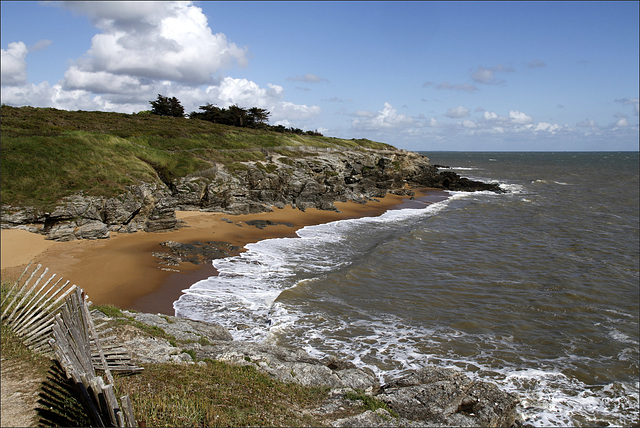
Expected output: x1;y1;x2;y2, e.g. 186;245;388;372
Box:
1;190;440;315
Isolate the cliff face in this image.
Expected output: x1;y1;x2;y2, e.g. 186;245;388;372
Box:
1;147;500;241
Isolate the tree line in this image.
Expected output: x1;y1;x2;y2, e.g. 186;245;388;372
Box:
149;94;322;136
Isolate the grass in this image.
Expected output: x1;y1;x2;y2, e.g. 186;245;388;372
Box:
345;390;399;417
0;322;52;378
1;288;331;427
1;105;394;211
0;281;54;377
115;361;328;427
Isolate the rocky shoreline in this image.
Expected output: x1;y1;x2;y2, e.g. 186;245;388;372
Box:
94;308;525;427
1;148;501;241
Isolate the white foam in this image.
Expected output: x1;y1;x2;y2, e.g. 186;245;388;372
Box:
449;166;482;171
532;179;573;186
174;195;461;341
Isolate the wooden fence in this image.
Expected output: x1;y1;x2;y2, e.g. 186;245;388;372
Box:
2;263;143;427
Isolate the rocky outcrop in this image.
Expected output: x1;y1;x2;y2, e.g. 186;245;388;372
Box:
94;308;523;427
376;367;520;427
2;148;502;241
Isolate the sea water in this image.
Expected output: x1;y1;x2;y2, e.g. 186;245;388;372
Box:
174;152;639;426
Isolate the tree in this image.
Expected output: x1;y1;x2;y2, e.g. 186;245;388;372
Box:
248;107;270;128
149;94;185;117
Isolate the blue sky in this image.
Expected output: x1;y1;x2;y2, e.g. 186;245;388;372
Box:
1;1;638;151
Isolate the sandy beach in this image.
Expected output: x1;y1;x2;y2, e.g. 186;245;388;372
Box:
1;191;436;315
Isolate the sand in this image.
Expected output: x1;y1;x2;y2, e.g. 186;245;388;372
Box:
1;191;437;315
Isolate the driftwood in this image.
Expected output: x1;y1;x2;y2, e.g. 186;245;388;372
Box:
2;263;142;427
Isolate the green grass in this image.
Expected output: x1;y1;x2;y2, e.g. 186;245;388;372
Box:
1;105;394;211
115;360;329;427
345;390;399;417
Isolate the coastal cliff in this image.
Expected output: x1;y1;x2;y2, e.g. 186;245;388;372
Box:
2;145;500;241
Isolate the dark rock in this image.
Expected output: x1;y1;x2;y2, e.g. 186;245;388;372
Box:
244;219;294;229
2;147;504;239
378;367;520;427
156;241;239;265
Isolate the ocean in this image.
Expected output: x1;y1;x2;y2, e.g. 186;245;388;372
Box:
174;151;639;426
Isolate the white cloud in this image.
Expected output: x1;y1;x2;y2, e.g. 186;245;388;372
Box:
202;77;320;123
615;118;629;127
352;102;414;130
1;1;319;129
1;41;28;85
63;66;152;95
271;101;321;122
446;106;469;118
462;120;477;128
59;1;248;88
533;122;561;133
509;110;533;125
483;111;498;120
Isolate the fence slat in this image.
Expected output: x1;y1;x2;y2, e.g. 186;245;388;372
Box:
3;264;139;427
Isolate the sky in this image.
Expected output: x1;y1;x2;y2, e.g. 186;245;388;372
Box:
1;1;638;151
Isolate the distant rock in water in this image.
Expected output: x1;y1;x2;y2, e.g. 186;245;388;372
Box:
1;147;501;241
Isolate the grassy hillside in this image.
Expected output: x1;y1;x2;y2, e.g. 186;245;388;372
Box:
1;105;393;210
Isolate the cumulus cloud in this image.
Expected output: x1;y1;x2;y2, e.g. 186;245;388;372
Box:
59;1;248;89
446;106;469;119
471;64;514;85
1;41;28;85
509;110;533;125
352;102;414;130
1;1;320;129
533;122;561;133
483;111;498;120
286;73;329;83
63;66;153;95
615;118;629;127
202;77;320;123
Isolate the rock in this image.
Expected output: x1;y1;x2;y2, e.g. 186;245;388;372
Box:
75;221;110;240
93;308;523;426
2;147;503;239
244;219;294;229
45;223;77;241
378;367;519;427
124;311;233;342
331;409;402;427
155;241;239;266
119;332;181;365
192;341;379;392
